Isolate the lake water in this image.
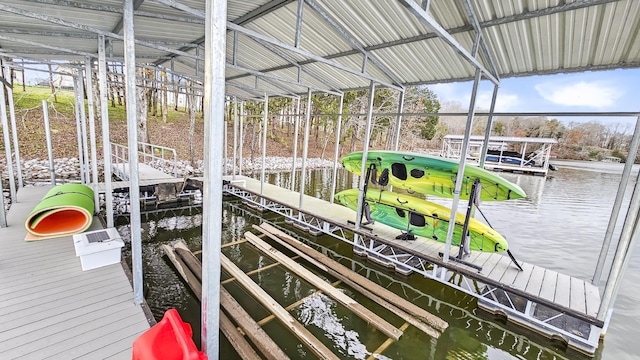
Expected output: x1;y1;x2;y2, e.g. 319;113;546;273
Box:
121;160;640;359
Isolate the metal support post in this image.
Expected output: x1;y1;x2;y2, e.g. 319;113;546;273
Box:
442;69;482;265
85;57;100;209
98;34;114;228
0;82;17;204
0;175;6;227
232;96;238;180
354;81;376;229
329;93;344;203
479;84;499;167
73;76;85;184
298;89;312;212
123;0;143;306
224;104;228;175
42;100;56;185
593;115;640;285
239;101;244;176
260;94;268;195
290;97;301;191
392;90;405;151
77;70;91;184
4;68;23;189
598;167;640;320
202;0;226;356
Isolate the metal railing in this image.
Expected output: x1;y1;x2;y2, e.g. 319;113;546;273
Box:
111;142;178;180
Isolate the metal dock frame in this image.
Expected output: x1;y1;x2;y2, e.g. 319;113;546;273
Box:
223;179;602;356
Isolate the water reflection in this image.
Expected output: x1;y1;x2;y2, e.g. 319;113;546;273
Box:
119;163;640;359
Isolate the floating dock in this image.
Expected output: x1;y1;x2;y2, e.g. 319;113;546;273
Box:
0;186;151;359
223;175;602;355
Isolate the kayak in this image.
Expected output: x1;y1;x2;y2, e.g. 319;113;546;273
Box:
341;150;526;201
334;188;508;253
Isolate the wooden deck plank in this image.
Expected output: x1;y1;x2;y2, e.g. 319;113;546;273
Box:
585;283;600;318
506;261;534;290
570;277;587;313
1;302;142;357
485;255;513;282
554;273;572;308
0;270;126;317
524;266;546;296
478;253;504;276
0;288;134;332
0;186;149;359
0;269;121;305
538;270;558;302
26;313;149;360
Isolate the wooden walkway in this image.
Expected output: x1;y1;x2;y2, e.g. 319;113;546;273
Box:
223;175;602;352
0;186;150;360
111;163;175;182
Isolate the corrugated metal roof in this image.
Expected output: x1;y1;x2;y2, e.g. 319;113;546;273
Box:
1;0;639;97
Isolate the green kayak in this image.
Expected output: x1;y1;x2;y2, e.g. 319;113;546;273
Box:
341;151;526;201
334;188;508;253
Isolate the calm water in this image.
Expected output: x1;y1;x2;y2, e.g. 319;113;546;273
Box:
121;160;640;359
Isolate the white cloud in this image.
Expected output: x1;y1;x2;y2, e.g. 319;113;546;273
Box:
477;91;520;112
430;83;520;112
534;81;622;108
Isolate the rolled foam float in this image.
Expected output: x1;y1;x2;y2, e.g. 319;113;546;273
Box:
25;184;94;241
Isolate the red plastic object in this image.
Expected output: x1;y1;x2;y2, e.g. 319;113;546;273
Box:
132;308;207;360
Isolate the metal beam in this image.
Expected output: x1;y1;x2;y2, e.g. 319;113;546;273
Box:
228;22;403;91
251;36;343;92
294;0;304;48
398;0;498;85
0;27;97;39
305;0;405;88
0;34;96;58
354;81;376;230
123;0;144;306
97;34;114;228
0;80;17;204
479;84;500;167
201;0;226;356
227;63;341;96
112;0;145;34
0;4;199;60
21;0;206;24
442;68;482;264
460;0;499;79
593;116;640;285
151;0;203;17
233;0;295;25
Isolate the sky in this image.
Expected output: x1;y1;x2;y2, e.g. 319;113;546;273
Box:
428;68;640;128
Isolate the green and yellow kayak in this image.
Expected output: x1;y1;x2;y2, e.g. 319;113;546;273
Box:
334;188;508;253
341;151;526;201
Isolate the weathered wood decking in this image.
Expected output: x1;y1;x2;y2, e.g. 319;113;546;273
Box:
0;186;150;360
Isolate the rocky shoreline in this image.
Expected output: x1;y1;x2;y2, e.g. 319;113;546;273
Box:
0;157;338;210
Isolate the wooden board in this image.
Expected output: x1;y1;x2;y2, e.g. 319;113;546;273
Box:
570;277;587;314
538;270;558;302
0;186;149;360
524;266;546;297
245;232;403;340
554;273;572;308
220;255;340;360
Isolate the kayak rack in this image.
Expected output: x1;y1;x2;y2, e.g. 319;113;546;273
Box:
222;174;603;356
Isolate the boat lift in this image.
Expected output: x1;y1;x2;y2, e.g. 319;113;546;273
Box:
441;135;558;175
